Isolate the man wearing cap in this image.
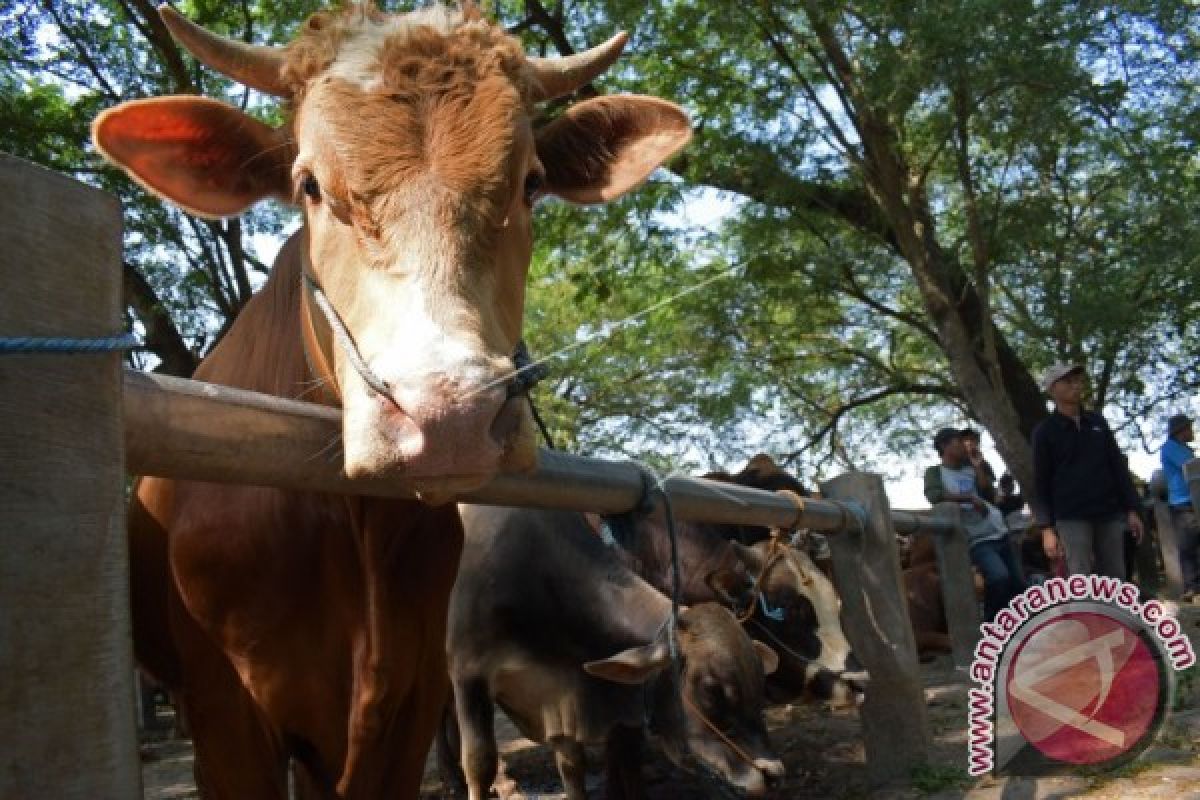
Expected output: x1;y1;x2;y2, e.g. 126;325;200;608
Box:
925;427;1024;620
1161;413;1198;596
1032;364;1144;578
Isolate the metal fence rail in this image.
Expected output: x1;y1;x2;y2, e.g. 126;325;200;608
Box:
124;369;955;536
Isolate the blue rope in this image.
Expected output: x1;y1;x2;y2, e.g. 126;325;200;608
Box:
0;333;140;354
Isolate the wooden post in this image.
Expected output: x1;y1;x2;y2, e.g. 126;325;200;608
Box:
0;156;139;797
1150;470;1184;600
1133;498;1160;598
931;503;982;668
820;472;929;785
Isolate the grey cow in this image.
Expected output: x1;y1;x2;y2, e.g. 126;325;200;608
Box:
442;505;785;800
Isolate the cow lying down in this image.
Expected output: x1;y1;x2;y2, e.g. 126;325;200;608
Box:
442;505;785;800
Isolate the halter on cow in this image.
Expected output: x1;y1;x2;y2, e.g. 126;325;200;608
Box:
93;3;690;797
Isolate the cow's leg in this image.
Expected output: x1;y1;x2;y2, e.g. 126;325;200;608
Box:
436;696;468;797
604;725;647;800
355;665;453;799
454;677;499;800
177;641;288;799
552;738;588;800
335;501;462;799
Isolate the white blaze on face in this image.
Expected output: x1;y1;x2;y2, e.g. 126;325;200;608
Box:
330;196;516;480
326;6;465;92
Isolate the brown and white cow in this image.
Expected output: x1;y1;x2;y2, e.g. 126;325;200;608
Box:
443;505;785;800
95;3;689;797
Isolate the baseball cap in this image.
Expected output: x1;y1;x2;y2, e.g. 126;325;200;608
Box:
1040;363;1084;392
933;427;961;453
959;427;981;441
1168;413;1193;436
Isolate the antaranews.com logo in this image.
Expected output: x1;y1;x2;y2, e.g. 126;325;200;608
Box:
967;575;1195;776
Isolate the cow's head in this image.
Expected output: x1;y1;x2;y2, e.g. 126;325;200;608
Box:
709;540;867;708
584;604;784;797
92;3;690;495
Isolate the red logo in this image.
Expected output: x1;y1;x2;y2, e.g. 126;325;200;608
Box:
1005;612;1162;765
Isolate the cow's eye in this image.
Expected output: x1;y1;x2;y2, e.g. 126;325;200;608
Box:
523;171;544;205
301;173;321;202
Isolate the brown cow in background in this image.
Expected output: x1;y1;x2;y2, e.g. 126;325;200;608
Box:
95;3;690;797
902;534;955;660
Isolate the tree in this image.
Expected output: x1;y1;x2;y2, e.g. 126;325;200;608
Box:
516;0;1199;490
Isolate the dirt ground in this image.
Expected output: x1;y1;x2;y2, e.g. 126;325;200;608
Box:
141;607;1200;800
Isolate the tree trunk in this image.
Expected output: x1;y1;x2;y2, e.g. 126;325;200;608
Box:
856;124;1046;496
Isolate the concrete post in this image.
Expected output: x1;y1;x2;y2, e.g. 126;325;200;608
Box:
821;472;930;785
0;155;139;797
931;503;982;667
1150;470;1184;600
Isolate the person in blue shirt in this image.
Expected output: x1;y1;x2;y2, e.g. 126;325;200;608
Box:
1161;413;1198;597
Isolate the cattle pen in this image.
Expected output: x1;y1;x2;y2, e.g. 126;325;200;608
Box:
1;154;992;797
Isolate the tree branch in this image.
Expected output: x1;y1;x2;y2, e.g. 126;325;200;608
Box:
123;261;198;377
121;0;196;93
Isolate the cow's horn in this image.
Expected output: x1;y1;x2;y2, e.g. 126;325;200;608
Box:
159;4;291;97
527;31;628;101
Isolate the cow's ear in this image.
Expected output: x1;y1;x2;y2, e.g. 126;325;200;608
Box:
536;95;691;205
753;641;780;676
730;541;764;573
706;567;752;611
92;96;294;219
583;641;671;685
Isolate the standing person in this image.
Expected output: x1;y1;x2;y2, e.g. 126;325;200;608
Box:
1032;364;1144;578
960;428;997;503
1161;413;1199;598
925;428;1025;620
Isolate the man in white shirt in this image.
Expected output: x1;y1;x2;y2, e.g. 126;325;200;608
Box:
924;427;1025;620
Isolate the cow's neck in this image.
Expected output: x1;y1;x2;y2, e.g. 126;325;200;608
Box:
191;230;336;408
598;570;674;647
628;516;736;606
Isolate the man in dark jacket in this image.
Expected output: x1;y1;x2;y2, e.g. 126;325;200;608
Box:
1032;363;1144;578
